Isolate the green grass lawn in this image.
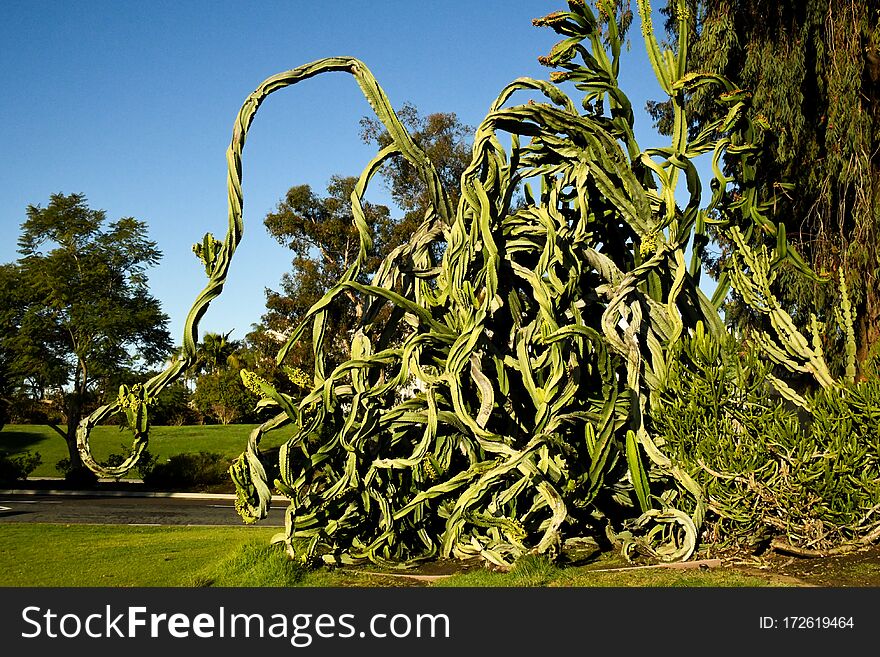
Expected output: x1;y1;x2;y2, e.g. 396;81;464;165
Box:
0;523;786;587
0;524;277;586
0;424;286;477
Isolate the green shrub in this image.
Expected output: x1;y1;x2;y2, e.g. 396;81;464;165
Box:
142;451;231;491
653;331;880;551
53;457;99;485
0;450;42;485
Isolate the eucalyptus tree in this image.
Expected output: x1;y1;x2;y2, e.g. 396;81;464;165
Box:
649;0;880;376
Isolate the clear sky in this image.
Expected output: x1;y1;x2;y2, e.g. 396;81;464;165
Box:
1;0;676;348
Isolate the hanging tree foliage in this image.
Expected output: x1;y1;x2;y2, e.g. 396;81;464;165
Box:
75;0;851;567
649;0;880;376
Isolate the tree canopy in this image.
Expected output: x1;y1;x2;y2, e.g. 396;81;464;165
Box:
650;0;880;377
4;193;172;479
0;263;20;430
250;107;474;376
359;102;472;222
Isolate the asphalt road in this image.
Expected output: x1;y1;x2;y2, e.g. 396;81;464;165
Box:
0;494;286;527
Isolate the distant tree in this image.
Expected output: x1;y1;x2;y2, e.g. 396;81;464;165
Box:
359;102;472;227
251;106;473;374
649;0;880;376
6;193;172;482
190;341;261;425
254;175;396;372
194;331;239;375
0;264;19;431
145;380;196;426
168;330;238;394
191;367;259;425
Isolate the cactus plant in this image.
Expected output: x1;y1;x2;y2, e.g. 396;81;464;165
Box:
75;0;842;567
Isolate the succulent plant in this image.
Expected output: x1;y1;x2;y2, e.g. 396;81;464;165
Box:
75;0;850;567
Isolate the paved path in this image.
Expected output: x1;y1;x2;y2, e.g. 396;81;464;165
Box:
0;493;286;527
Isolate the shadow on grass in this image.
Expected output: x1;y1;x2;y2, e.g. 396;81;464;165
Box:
0;430;50;453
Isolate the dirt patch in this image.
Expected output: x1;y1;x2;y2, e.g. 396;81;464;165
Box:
720;544;880;587
334;557;489;584
336;546;880;587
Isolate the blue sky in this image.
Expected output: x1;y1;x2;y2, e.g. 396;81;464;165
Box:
1;0;676;347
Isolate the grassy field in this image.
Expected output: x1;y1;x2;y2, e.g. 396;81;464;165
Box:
0;523;784;587
0;524;277;586
0;424;284;477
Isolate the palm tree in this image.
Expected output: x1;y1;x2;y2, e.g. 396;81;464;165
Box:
196;331;239;375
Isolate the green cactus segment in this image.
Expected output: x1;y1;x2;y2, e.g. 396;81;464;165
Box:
192;233;223;276
837;269;857;385
116;383;152;437
230;410;291;524
724;227;837;390
75;0;850;566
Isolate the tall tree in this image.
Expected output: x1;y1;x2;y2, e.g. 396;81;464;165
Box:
251;107;473;376
359;102;472;225
0;264;21;430
253;175;395;373
649;0;880;376
8;193;172;481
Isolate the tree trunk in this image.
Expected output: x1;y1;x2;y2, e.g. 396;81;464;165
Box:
856;282;880;379
62;371;97;485
855;165;880;378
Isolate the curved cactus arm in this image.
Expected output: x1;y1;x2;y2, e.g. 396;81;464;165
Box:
77;0;851;569
635;0;674;95
230;410;292;523
76;57;451;477
837;269;857;384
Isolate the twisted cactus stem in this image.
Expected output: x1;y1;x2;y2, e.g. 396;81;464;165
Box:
76;57;451;478
837;268;857;384
76;0;845;567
